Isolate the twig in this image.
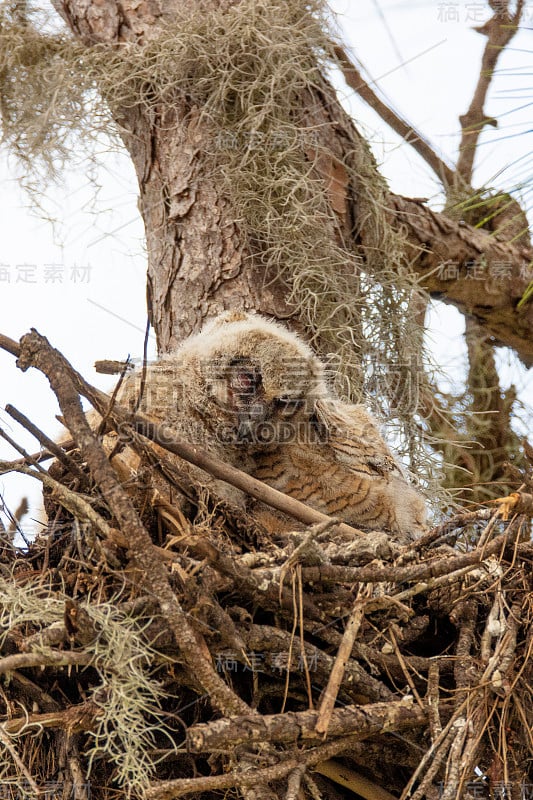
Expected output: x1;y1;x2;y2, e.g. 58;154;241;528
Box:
314;587;370;735
0;725;41;795
286;766;305;800
1;703;99;735
0;652;91;675
400;704;468;800
0;332;21;358
452;599;479;707
409;510;491;551
0;461;114;540
304;774;325;800
0;447;64;473
441;717;470;800
297;565;314;709
388;627;424;710
391;562;484;605
5;497;28;545
332;43;455;187
456;1;525;182
66;741;91;800
427;662;442;743
4;403;86;481
0;426;47;475
124;414;366;540
9;671;60;713
297;527;518;586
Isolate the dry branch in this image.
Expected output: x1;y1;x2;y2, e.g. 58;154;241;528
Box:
389;194;533;366
145;733;399;800
330;13;533;367
333;44;455;187
456;1;524;182
4;403;86;482
186;699;428;751
1;703;99;735
314;590;369;734
0;652;91;675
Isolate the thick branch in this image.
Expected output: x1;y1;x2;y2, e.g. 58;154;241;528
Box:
389;194;533;366
186;699;428;751
244;624;393;704
296;525;520;586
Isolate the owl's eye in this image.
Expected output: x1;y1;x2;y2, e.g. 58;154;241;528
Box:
227;358;262;399
232;370;260;394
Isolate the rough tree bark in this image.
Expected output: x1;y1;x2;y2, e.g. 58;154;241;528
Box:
52;0;533;363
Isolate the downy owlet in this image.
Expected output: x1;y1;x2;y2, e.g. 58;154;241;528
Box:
117;311;426;543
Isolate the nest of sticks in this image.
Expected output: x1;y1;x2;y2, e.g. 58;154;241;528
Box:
0;328;533;800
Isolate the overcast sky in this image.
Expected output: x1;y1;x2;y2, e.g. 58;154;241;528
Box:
1;0;531;533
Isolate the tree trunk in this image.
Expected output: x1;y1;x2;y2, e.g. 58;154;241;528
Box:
54;1;369;353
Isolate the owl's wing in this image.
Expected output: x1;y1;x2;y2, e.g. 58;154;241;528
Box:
313;398;402;477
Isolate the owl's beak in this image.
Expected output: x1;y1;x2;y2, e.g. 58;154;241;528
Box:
235;402;269;442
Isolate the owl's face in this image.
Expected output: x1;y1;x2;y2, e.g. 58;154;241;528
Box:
182;313;325;449
203;352;318;447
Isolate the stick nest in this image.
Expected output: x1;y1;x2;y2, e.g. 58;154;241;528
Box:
0;330;532;800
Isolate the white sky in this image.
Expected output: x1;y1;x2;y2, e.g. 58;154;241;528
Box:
0;0;532;533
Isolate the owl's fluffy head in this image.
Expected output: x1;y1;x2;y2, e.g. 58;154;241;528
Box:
170;311;326;447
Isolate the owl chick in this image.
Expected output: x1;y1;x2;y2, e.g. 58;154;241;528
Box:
118;311;426;542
